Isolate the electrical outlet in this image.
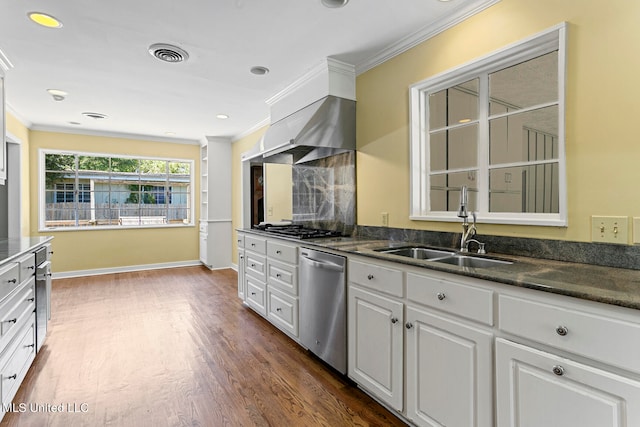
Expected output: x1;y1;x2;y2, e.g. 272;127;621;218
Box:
633;217;640;244
591;216;628;244
267;206;273;216
381;212;389;227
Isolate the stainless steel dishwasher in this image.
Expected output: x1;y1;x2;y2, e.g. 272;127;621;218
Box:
299;247;347;374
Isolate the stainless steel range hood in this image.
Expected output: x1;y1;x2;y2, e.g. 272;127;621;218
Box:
252;95;355;165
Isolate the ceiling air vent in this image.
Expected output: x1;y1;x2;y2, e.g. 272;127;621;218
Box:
148;43;189;63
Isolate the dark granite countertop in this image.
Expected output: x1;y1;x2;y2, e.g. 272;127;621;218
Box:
239;229;640;311
0;237;54;265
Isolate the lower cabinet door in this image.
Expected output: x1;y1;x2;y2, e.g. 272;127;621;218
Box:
245;276;266;316
496;338;640;427
406;306;493;427
348;286;404;411
237;249;245;300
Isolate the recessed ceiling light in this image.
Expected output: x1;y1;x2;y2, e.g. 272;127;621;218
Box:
28;12;63;28
165;132;176;136
82;112;108;120
321;0;349;8
216;114;229;120
47;89;67;101
68;121;81;126
250;66;269;75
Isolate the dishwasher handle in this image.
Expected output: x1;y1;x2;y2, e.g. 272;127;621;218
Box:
300;254;344;272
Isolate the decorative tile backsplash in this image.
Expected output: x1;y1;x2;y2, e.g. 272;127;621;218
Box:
292;151;355;235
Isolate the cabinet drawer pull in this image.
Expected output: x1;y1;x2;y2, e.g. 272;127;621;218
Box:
552;365;565;376
7;279;16;284
276;307;282;312
25;344;35;349
27;266;35;270
405;322;413;329
251;292;256;296
390;317;398;324
27;298;35;302
437;292;446;301
276;250;282;254
275;273;281;278
250;263;256;267
3;319;17;324
6;374;16;380
555;325;568;336
251;243;256;247
367;274;374;280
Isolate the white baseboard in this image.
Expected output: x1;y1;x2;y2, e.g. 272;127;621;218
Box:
53;260;204;279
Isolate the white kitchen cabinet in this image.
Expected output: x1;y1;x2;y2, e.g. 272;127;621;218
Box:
496;338;640;427
0;71;5;185
199;137;232;269
406;306;493;427
348;285;404;411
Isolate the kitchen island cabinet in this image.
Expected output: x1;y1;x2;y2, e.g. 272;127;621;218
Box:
0;237;52;421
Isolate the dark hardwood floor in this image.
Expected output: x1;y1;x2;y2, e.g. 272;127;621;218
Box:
1;266;406;427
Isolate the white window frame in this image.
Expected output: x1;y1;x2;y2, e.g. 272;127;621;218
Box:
409;23;567;226
39;149;195;231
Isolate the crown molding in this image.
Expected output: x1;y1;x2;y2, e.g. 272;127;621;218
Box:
232;116;269;142
5;103;34;128
265;57;355;107
355;0;501;75
0;48;13;73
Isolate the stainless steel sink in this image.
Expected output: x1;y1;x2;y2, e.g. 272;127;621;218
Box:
376;247;455;260
432;254;513;268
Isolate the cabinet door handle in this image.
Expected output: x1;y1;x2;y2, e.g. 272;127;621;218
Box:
27;266;35;270
5;374;16;380
552;365;565;376
25;344;35;349
7;279;16;284
3;319;17;324
27;298;35;302
437;292;446;301
405;322;413;329
367;274;374;280
555;326;568;336
390;317;398;324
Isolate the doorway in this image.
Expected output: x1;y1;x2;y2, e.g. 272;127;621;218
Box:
250;165;264;226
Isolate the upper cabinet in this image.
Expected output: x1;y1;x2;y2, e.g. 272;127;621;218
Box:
0;70;6;185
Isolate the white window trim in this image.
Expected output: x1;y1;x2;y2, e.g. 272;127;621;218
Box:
38;148;195;231
409;22;568;227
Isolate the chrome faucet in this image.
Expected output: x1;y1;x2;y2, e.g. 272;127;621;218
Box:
457;186;481;253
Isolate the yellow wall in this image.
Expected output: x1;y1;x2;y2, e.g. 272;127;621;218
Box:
231;127;267;264
356;0;640;242
265;163;293;223
5;113;31;236
29;131;200;273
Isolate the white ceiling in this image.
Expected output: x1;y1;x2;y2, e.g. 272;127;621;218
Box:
0;0;497;144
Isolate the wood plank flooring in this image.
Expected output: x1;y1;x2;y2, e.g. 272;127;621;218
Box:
1;266;407;427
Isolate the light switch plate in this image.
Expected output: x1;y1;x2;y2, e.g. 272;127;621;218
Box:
381;212;389;227
591;216;628;244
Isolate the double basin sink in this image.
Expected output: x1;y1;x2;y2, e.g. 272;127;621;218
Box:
375;246;513;268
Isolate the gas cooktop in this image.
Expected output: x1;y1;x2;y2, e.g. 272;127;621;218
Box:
253;224;343;239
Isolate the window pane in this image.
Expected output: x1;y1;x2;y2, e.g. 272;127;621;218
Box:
430;124;478;171
429;79;479;129
430;172;477;212
489;105;558;165
489;164;559;213
489;51;558;113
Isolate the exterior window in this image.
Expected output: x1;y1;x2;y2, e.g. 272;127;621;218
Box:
40;151;193;230
409;24;567;226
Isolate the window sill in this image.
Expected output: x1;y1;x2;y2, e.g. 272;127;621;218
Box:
39;223;196;232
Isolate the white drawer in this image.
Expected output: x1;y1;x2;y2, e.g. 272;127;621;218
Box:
267;240;298;264
499;293;640;374
236;233;245;249
0;316;36;406
0;278;35;346
17;253;36;284
267;259;298;296
0;264;20;303
267;287;298;337
245;235;267;255
245;276;266;316
245;252;267;281
407;272;494;325
348;259;404;297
